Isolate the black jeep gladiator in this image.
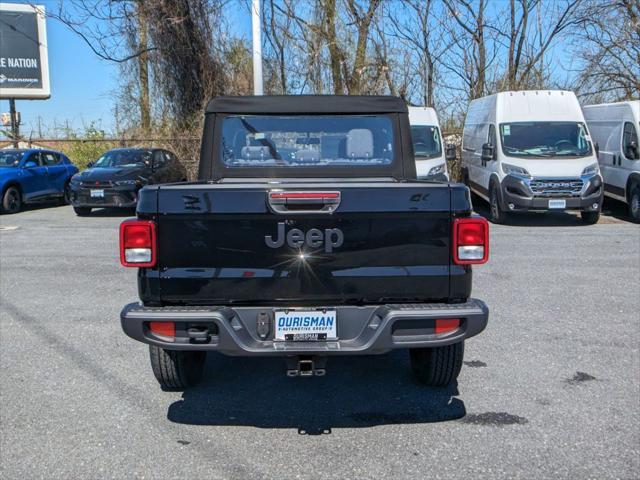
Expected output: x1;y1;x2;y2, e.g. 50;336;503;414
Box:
119;95;489;389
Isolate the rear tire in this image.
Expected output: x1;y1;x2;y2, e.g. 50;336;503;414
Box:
1;186;22;214
629;185;640;224
461;168;470;187
410;342;464;387
59;182;71;205
73;206;92;216
149;346;206;391
489;184;507;224
581;211;600;225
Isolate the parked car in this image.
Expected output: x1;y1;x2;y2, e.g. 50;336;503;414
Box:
69;148;186;216
408;106;453;181
582;101;640;223
119;95;490;390
461;90;603;224
0;148;78;214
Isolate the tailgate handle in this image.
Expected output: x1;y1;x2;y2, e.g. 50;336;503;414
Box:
268;191;341;214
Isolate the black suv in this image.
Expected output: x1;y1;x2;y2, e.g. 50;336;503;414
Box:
69;148;186;216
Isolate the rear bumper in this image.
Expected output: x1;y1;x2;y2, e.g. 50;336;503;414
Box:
120;299;489;356
500;174;603;213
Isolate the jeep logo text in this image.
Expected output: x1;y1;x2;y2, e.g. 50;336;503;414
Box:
265;222;344;253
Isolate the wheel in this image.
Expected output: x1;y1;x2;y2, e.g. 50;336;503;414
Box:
489;184;507;224
462;168;470;187
410;342;464;387
73;206;92;216
580;211;600;225
629;186;640;224
59;182;71;205
149;346;206;391
1;186;22;214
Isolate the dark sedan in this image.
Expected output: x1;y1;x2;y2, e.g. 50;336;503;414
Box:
69;148;186;216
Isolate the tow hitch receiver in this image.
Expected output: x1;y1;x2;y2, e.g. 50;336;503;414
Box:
286;356;326;377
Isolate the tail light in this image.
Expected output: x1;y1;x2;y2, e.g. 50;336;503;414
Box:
453;217;489;265
120;219;157;267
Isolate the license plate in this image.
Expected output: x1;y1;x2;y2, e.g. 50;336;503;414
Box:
90;189;104;198
548;199;566;209
274;310;337;341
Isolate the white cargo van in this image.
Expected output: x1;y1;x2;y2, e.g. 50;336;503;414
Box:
461;90;603;224
582;101;639;223
408;107;453;181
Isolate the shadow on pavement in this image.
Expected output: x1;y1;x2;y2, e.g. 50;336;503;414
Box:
167;351;466;434
14;201;67;214
6;204;134;218
600;197;634;223
81;207;136;218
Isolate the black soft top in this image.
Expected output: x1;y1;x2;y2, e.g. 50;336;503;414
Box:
206;95;407;114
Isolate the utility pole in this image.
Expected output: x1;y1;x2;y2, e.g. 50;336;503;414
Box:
9;99;19;148
251;0;263;95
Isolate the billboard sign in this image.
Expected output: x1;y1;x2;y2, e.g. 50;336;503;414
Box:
0;3;50;99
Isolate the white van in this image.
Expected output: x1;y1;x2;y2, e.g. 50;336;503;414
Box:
408;107;452;181
582;101;639;223
461;90;603;224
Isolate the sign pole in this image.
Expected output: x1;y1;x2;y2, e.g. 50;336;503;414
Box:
9;98;19;148
251;0;263;95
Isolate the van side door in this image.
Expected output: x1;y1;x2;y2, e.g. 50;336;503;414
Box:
464;123;486;196
615;122;640;201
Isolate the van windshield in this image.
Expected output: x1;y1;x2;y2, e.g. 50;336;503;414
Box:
499;122;592;158
220;115;394;167
411;125;442;159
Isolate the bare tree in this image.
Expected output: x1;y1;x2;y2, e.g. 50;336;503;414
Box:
136;2;151;132
574;0;640;101
386;0;446;106
443;0;488;100
281;0;382;94
262;0;295;93
142;0;226;128
47;1;153;132
501;0;583;90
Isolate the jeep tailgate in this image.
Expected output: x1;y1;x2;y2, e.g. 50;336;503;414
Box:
142;182;459;305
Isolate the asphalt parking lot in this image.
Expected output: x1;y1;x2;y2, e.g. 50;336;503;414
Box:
1;203;638;479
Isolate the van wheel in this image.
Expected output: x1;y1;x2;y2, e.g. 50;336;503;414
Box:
149;346;206;391
1;186;22;214
629;186;640;223
410;342;464;387
73;206;92;216
581;211;600;225
489;185;507;224
462;168;470;187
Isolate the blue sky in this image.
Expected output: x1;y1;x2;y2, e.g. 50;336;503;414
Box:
1;1;580;139
0;1;119;137
0;0;251;139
